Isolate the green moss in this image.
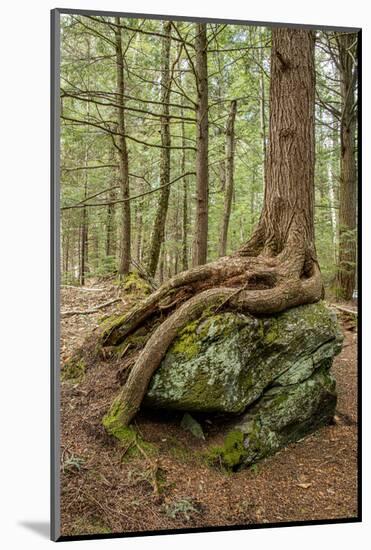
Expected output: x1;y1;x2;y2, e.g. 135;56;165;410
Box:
170;320;201;359
102;397;134;441
113;331;148;357
204;429;247;471
120;271;151;294
264;319;280;344
102;399;157;458
61;356;86;383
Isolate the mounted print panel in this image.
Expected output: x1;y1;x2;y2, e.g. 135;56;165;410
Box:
51;8;361;541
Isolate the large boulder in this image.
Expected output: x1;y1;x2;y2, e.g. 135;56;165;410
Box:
143;301;343;468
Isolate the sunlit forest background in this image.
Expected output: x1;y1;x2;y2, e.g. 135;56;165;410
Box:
60;15;358;298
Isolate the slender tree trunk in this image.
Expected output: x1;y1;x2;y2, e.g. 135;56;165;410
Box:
115;17;131;277
80;155;89;286
135;200;143;263
328;122;338;265
335;33;357;300
146;21;172;278
181;106;189;271
158;243;164;285
193;23;209;266
64;231;69;276
106;187;116;258
106;149;117;258
219;100;237;257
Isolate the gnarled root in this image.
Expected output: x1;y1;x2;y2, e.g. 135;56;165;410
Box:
102;256;323;436
101;254;274;347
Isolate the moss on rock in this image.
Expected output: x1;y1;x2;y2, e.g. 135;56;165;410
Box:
205;365;337;470
61;355;86;383
144;302;343;414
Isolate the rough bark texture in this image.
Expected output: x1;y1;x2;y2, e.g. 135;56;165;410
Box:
219;100;237;257
193;23;209;267
239;28;316;270
115;17;131;277
146;21;172;278
335;33;357;300
101;29;324;434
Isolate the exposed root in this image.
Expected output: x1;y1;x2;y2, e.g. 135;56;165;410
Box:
102;254;323;433
101;255;277;348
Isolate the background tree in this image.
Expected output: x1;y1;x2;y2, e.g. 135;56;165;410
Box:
193;23;209;266
59;16;357;303
335;33;358;300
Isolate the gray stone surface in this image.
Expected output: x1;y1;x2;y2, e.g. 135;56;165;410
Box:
144;301;343;468
144;301;343;414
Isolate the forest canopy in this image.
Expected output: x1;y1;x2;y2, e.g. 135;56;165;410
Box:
60;15;358;299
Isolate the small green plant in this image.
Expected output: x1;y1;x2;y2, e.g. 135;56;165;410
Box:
61;453;86;474
163;498;200;521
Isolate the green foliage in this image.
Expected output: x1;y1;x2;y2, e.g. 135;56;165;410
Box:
162;498;201;521
60;16;356;296
61;453;86;474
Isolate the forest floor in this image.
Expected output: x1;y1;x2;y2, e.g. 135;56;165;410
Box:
59;279;358;537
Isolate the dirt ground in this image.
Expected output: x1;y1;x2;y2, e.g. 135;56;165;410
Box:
59;280;358;537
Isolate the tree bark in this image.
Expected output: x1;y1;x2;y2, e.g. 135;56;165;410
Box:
146;21;172;278
181;104;189;271
115;17;131;277
259;27;267;190
219;100;237;257
239;28;316;273
335;32;357;300
192;23;209;266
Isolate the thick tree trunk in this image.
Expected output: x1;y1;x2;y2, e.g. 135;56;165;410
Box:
192;23;209;266
146;21;172;278
101;29;322;433
335;33;357;300
219;100;237;257
239;28;316;272
115;17;131;277
259;28;267;190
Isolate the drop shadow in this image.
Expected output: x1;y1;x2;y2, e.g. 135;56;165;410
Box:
18;521;50;539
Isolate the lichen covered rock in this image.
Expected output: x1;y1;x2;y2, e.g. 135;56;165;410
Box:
144;301;343;414
144;301;343;468
205;365;337;470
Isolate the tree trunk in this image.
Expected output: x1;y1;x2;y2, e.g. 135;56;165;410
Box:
101;29;323;433
145;21;172;278
219;100;237;257
335;33;357;300
80;156;89;286
240;28;316;272
115;17;131;277
192;23;209;266
181;106;189;272
259;28;267;190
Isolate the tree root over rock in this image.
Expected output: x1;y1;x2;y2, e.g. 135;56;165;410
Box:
101;239;324;437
